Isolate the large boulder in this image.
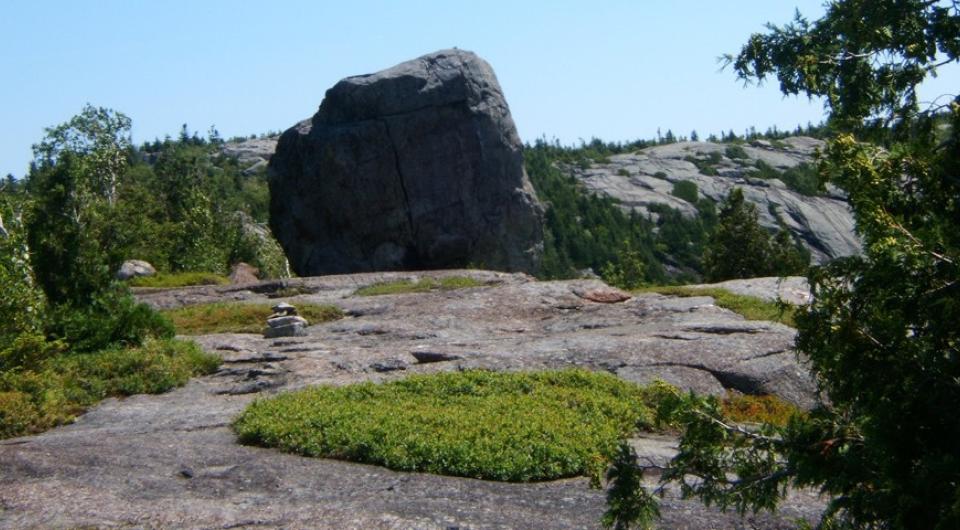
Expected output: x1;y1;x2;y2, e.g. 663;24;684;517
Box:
268;49;544;276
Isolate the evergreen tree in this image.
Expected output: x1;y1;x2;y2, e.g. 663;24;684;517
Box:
607;1;960;528
701;188;772;281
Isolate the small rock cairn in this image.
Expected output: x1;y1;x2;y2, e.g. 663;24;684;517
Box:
263;302;308;338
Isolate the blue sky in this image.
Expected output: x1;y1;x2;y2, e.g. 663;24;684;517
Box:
2;1;958;178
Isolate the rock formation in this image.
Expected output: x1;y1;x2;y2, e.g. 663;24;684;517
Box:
263;302;307;338
116;259;156;281
0;271;825;529
220;136;278;175
268;49;544;276
570;138;861;263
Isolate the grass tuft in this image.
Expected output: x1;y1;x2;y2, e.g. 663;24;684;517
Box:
354;276;485;296
162;302;343;335
0;338;219;439
636;285;797;327
129;272;230;288
234;369;668;482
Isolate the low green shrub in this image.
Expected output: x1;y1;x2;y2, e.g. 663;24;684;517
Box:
683;155;719;176
47;288;175;353
162;302;343;334
636;285;797;327
779;162;820;196
720;392;802;427
724;145;749;159
671;180;699;203
0;391;35;439
0;338;219;439
234;369;668;482
129;272;230;288
354;276;485;296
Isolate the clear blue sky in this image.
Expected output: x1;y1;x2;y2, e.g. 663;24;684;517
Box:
3;1;958;178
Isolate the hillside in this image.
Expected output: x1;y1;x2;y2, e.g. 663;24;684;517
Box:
568;137;860;264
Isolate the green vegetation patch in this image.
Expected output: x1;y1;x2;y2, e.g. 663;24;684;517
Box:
683;155;719;176
354;276;485;296
671;180;699;203
162;302;343;334
0;338;219;439
637;285;797;327
129;272;230;288
720;392;802;427
724;145;749;159
234;369;665;482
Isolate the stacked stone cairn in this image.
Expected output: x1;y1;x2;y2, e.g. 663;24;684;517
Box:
263;302;308;338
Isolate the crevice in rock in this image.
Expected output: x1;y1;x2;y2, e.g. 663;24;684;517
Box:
221;352;288;364
380;118;419;249
746;348;792;360
682;325;762;335
646;361;767;395
651;333;700;341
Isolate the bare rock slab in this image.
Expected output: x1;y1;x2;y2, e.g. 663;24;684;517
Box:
0;271;825;529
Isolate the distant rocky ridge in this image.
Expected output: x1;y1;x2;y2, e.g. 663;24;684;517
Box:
569;137;862;263
267;49;544;276
221;136;278;175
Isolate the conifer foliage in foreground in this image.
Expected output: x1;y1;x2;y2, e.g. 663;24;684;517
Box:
605;1;960;528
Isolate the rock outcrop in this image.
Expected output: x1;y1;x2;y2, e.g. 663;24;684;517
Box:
221;136;278;174
268;49;544;276
116;259;156;281
570;138;861;263
0;271;824;529
263;302;307;338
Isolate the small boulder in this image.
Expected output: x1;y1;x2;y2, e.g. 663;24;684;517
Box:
266;315;308;329
117;260;156;281
264;323;308;339
229;262;260;285
271;302;297;316
573;287;632;304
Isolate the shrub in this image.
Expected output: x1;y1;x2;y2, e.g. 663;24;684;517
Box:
636;285;797;327
0;338;219;439
671;180;699;203
724;145;749;159
684;155;719;176
720;392;802;427
601;240;648;289
752;159;781;179
354;276;485;296
779;163;820;196
47;288;175;353
128;272;229;288
162;302;343;334
0;391;35;439
234;369;666;482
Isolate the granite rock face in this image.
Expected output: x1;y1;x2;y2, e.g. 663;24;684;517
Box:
221;136;278;174
0;271;825;529
571;138;862;263
116;259;156;280
268;49;544;276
